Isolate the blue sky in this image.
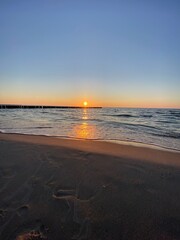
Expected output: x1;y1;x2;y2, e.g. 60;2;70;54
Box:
0;0;180;107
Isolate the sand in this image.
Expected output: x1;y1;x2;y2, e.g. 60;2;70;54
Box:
0;133;180;240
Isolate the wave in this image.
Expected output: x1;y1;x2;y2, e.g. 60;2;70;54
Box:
34;126;53;129
155;111;164;114
152;132;180;139
0;127;53;130
107;120;160;130
169;111;180;118
0;129;6;133
110;113;155;118
140;114;153;118
156;120;175;124
109;114;136;118
87;118;104;123
41;111;50;114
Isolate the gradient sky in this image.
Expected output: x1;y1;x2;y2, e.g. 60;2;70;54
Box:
0;0;180;107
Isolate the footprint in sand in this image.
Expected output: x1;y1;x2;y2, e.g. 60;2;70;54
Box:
17;205;29;217
53;189;76;199
53;188;93;239
53;189;79;223
72;218;91;240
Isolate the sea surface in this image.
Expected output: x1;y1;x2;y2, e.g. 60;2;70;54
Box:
0;108;180;151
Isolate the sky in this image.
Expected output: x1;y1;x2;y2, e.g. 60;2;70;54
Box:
0;0;180;108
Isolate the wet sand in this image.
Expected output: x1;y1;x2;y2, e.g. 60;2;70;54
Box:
0;133;180;240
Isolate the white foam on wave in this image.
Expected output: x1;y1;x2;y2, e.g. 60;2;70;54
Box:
0;129;6;133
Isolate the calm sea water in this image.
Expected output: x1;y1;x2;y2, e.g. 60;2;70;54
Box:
0;108;180;151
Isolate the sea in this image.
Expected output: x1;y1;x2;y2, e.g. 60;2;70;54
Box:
0;108;180;151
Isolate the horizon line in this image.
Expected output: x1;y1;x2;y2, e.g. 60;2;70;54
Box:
0;104;102;109
0;104;179;109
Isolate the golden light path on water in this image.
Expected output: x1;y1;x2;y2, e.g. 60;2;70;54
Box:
73;108;96;139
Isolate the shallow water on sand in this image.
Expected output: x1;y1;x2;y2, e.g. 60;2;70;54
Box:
0;108;180;151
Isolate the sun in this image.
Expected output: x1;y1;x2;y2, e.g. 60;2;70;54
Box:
83;101;88;107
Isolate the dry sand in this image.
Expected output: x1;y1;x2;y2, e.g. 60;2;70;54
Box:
0;133;180;240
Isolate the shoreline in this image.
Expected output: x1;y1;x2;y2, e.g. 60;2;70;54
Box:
0;132;179;167
1;130;180;153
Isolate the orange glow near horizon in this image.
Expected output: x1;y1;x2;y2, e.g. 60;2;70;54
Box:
0;95;179;109
0;99;179;108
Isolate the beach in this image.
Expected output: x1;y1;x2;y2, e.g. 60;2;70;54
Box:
0;133;180;239
1;0;180;238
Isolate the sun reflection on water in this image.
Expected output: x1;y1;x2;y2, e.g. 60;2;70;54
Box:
82;108;88;120
73;109;96;139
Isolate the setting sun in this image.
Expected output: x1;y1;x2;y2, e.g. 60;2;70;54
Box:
83;101;88;107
